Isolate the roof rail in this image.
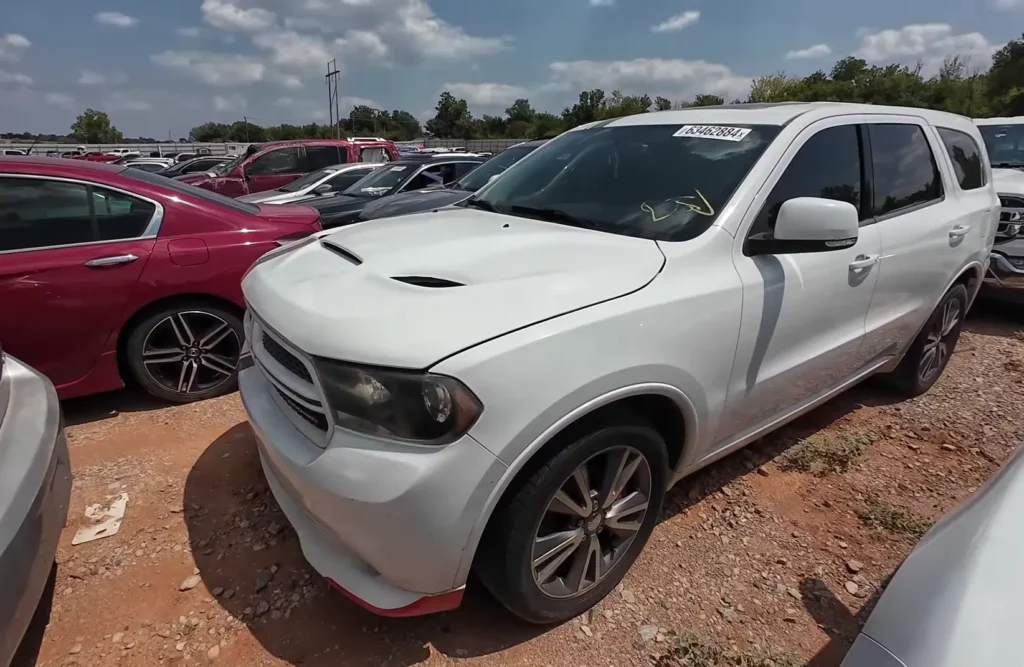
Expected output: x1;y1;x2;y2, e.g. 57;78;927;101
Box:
350;137;388;142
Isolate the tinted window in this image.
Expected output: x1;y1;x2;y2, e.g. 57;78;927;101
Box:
979;125;1024;169
280;167;339;193
869;124;943;217
406;163;459;190
750;125;864;239
326;168;375;191
454;162;478;179
937;128;985;190
123;168;260;214
181;158;225;174
127;163;166;173
473;124;780;242
304;146;343;171
250;147;301;175
0;178;94;251
342;164;414;197
458;144;540;192
92;186;156;241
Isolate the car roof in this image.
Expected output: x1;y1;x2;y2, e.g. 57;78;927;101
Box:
255;138;394;150
0;155;125;175
593;102;976;130
396;155;485;164
976;116;1024;126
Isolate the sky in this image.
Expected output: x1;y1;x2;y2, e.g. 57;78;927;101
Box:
0;0;1021;138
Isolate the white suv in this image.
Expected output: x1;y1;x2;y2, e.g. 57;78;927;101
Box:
976;117;1024;291
239;103;997;624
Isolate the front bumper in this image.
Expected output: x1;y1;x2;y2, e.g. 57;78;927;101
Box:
238;365;506;615
0;357;72;666
984;250;1024;290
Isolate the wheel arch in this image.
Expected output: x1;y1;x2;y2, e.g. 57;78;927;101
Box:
115;293;245;385
455;383;696;587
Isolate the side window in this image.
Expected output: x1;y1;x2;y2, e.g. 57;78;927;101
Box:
327;169;373;191
454;162;478;179
405;164;456;190
92;186;156;241
0;178;95;251
303;146;343;172
869;124;943;217
249;147;301;176
937;128;985;191
750;125;864;238
359;146;387;163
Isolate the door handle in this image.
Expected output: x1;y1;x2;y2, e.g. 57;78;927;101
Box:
849;254;879;271
950;224;971;238
84;254;139;268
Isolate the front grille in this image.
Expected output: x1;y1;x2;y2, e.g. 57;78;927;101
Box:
262;332;312;383
1001;196;1024;209
273;387;328;431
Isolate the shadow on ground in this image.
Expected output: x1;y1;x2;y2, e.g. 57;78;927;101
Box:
61;388;167;427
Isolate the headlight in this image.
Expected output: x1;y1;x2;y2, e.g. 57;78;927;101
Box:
314;358;483;445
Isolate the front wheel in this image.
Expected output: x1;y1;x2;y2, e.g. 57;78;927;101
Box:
125;303;244;403
477;416;668;624
886;284;968;397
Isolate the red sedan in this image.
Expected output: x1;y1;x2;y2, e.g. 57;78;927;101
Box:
0;156;321;402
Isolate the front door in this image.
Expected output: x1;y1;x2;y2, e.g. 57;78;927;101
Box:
247;147;304;194
0;176;156;387
716;120;881;445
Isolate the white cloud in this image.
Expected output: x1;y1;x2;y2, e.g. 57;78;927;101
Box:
994;0;1024;8
546;58;751;101
590;0;615;6
651;10;700;33
95;11;138;28
213;93;247;112
201;0;276;31
150;50;267;86
177;27;201;38
107;91;153;111
78;70;127;86
444;82;529;106
253;30;330;68
273;96;295;107
784;44;832;60
0;69;32;85
336;30;390;62
45;92;75;107
855;24;1001;74
0;33;31;62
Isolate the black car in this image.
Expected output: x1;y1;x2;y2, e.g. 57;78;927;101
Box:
357;140;547;221
306;155;485;229
160;156;229;177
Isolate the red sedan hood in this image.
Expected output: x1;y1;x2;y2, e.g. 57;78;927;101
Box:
255;203;321;229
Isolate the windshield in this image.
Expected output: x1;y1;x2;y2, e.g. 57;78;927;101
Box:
980;125;1024;168
457;144;541;192
212;152;248;176
280;167;338;193
467;124;781;242
123;168;260;214
342;164;411;197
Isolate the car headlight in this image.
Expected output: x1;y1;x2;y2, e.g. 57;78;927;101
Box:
314;358;483;445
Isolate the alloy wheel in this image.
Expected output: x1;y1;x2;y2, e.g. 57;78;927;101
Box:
531;446;652;599
141;311;241;397
918;298;961;382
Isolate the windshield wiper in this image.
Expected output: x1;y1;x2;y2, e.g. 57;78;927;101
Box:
993;162;1024;169
463;198;499;212
505;205;601;231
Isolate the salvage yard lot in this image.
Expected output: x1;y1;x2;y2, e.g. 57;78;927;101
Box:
28;304;1024;667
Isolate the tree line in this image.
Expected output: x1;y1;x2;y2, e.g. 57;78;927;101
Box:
4;34;1021;145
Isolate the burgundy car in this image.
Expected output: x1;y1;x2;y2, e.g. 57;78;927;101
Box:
178;138;400;198
70;152;119;163
0;156;321;402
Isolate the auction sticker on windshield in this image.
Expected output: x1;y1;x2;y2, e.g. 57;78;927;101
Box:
673;125;751;142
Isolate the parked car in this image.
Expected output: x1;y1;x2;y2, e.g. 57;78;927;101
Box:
236;163;382;205
115;155;172;167
2;149;26;156
303;155;485;228
358;140;547;221
237;103;996;621
976;117;1024;293
70;152;118;163
159;156;230;178
177;139;400;199
0;156;322;403
123;159;173;173
175;152;197;163
109;149;139;157
0;344;72;667
840;442;1024;667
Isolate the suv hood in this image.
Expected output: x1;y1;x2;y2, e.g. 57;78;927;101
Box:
993;168;1024;194
360;188;473;221
242;208;664;368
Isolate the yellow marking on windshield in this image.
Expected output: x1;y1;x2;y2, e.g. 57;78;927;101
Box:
641;189;715;222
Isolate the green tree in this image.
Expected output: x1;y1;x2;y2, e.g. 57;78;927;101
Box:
748;73;799;103
425;92;474;138
653;96;673;111
561;89;607;128
189;122;229;142
505;98;536;125
690;94;725;107
988;34;1024;115
71;109;123;143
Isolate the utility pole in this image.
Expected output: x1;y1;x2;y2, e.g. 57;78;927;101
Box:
243;116;250;143
325;59;341;138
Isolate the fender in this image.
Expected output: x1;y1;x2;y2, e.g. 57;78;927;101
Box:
452;382;699;587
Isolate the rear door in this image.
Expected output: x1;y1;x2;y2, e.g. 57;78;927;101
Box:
0;176;158;387
247;147;303;194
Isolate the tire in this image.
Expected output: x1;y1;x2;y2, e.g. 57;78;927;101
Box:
125;302;244;403
477;413;669;624
886;284;968;397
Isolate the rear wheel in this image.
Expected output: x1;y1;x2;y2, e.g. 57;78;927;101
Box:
887;284;967;397
125;303;243;403
477;415;668;624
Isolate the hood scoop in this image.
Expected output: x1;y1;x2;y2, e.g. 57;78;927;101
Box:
320;239;362;265
392;276;464;288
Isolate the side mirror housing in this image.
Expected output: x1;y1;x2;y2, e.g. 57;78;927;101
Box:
314;184;333;194
487;174;500;184
747;197;859;256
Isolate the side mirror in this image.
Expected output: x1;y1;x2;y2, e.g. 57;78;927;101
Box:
747;197;859;255
314;184;333;194
487;174;500;184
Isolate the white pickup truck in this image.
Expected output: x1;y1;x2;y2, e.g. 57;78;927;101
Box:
977;117;1024;294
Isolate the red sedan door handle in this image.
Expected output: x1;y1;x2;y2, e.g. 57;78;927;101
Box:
84;254;139;268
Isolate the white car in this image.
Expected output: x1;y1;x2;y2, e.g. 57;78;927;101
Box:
976;117;1024;291
239;103;996;624
122;159;174;173
236;163;381;205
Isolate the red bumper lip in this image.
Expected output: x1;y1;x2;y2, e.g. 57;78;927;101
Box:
327;579;464;617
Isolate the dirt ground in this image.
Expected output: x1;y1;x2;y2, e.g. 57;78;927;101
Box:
23;303;1024;667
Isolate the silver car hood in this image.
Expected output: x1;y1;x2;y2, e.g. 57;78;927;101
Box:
860;444;1024;667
